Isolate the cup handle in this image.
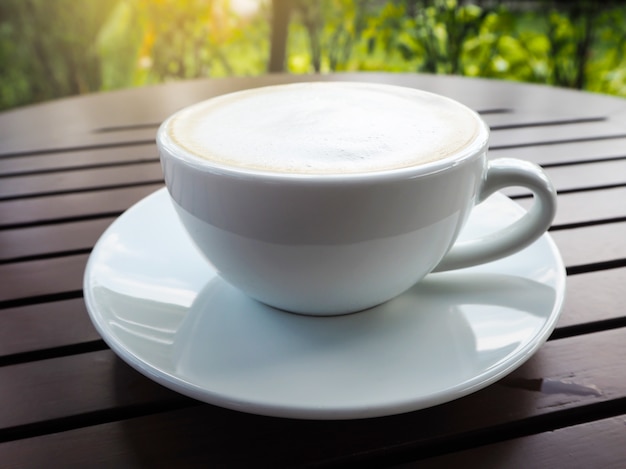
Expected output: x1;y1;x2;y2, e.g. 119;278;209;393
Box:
433;158;557;272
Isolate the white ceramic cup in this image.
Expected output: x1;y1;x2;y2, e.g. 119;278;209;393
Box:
157;82;557;316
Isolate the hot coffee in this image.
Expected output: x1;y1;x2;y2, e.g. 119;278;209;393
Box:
166;82;481;175
158;81;556;315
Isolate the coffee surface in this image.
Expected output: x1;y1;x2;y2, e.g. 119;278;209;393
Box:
167;82;481;174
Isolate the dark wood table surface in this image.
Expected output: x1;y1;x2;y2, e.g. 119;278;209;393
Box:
1;72;626;468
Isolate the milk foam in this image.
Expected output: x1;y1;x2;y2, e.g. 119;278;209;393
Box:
168;82;481;174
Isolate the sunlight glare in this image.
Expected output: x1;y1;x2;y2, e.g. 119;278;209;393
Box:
230;0;263;17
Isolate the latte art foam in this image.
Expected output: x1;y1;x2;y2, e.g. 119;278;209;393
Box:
167;82;481;174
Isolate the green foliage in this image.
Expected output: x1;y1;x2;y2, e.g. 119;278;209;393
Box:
0;0;119;109
287;0;377;73
131;0;269;81
96;1;145;90
1;0;626;111
0;0;270;110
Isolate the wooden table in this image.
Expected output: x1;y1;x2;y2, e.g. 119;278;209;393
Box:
1;73;626;468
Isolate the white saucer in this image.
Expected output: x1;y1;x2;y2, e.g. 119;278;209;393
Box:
84;188;565;420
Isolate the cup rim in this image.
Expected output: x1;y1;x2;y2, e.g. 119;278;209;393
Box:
157;82;491;184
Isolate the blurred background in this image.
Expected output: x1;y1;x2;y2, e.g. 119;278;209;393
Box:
1;0;625;111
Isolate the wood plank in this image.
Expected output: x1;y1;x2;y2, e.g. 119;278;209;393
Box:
0;255;88;304
503;159;626;198
489;136;626;166
0;75;273;155
515;187;626;226
559;268;626;328
0;299;100;357
479;113;605;129
0;144;157;176
10;409;626;469
0;219;113;262
0;130;157;157
0;350;189;430
400;415;626;469
542;159;626;192
550;222;626;267
1;327;626;467
0;184;162;228
489;120;626;149
0;163;163;200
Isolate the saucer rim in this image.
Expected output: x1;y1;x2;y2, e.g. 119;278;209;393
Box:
84;187;566;420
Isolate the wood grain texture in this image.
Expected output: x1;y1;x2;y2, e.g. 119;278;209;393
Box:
0;255;88;304
0;350;189;431
0;163;163;200
491;137;626;165
559;268;626;328
399;414;626;469
516;187;626;226
0;218;113;262
0;299;100;357
545;159;626;191
489;120;626;149
0;184;162;228
0;144;157;176
550;222;626;267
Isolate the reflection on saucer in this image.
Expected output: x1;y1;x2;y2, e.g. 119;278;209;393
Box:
95;269;555;411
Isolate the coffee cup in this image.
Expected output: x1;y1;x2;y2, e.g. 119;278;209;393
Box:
157;81;556;316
